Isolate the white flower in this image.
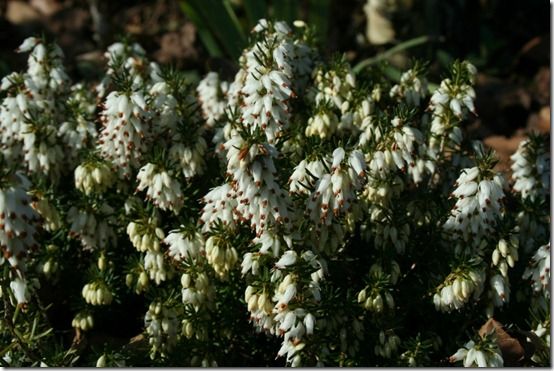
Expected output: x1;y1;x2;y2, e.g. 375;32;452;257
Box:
312;63;356;112
361;115;432;185
30;191;62;232
67;203;116;251
144;302;179;359
10;276;29;305
489;273;510;307
374;331;400;359
450;337;504;367
304;313;315;335
136;163;184;213
127;217;164;252
165;228;203;262
200;183;238;232
98;91;150;179
169;138;207;179
58;84;97;162
306;148;366;226
197;72;228;127
491;237;518;276
74;160;115;195
427;63;477;159
144;250;170;285
223;136;290;235
0;172;40;271
434;267;485;312
16;37;40;53
511;136;550;201
305;109;339;139
275;250;297;269
244;285;275;332
390;68;428;106
96;354;107;368
274;274;297;307
289;158;327;194
444;167;505;246
181;271;215;312
523;243;550;297
17;37;68;91
0;88;28;163
97;42;160;98
82;281;113;305
72;311;94;331
205;235;238;279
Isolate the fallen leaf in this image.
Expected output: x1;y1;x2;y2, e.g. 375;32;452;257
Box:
479;318;526;366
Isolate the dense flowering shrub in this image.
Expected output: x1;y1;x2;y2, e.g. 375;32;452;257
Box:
0;20;550;367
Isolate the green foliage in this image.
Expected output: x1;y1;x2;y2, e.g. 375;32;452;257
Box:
180;0;332;59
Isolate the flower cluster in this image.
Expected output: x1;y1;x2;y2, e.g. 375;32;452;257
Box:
0;171;40;306
67;202;116;251
74;159;114;195
357;264;397;313
305;148;366;226
450;333;504;367
427;61;476;160
443;165;505;246
197;72;228;127
72;311;94;331
0;38;69;180
374;330;401;359
511;134;550;201
485;237;519;312
433;266;485;312
82;281;113;305
98;91;149;179
136;163;184;213
390;66;428;106
523;243;550;297
304;61;358;138
144;302;180;359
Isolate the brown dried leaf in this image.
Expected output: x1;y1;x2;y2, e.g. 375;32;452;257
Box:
479;318;525;366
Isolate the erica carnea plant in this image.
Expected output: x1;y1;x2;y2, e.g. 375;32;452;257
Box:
0;21;549;367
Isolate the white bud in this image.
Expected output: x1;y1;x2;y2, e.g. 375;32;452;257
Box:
98;254;106;271
384;292;395;309
357;289;367;303
498;239;509;257
96;354;107;368
492;249;500;266
373;294;384;312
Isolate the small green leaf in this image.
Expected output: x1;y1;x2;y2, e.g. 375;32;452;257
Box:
186;0;247;60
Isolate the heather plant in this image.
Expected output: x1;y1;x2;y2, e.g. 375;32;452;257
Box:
0;20;549;367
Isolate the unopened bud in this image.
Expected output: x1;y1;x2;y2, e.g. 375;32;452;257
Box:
125;273;133;287
98;254;106;271
96;354;107;368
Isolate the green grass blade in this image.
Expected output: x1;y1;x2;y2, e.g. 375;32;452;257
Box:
180;1;223;57
308;0;330;45
186;0;247;60
272;0;298;24
223;0;247;39
353;35;432;74
243;0;268;28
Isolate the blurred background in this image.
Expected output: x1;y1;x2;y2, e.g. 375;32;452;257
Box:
0;0;550;171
